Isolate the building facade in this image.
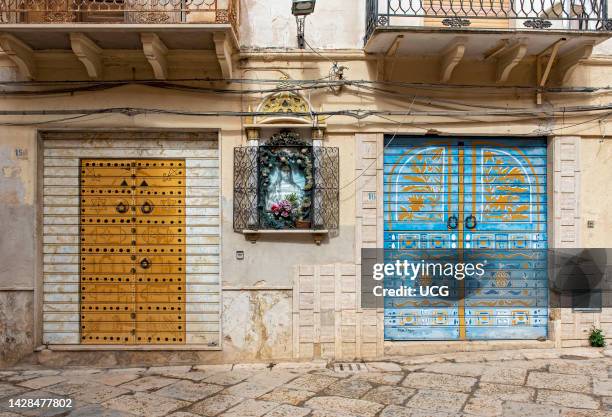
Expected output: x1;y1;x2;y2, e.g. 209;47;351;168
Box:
0;0;611;367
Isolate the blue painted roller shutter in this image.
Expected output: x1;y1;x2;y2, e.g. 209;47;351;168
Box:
383;137;548;341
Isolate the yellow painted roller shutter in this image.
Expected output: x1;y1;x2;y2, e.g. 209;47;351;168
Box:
42;131;220;347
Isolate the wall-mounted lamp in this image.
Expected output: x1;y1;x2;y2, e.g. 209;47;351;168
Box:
292;0;316;49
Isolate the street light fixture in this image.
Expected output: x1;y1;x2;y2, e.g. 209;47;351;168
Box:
291;0;316;49
292;0;316;16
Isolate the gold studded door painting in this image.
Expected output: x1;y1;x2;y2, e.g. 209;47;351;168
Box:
80;159;186;345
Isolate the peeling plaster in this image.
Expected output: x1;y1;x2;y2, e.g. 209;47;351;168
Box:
222;290;292;361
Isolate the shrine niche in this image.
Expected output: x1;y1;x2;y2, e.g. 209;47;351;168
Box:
234;91;338;244
258;132;314;230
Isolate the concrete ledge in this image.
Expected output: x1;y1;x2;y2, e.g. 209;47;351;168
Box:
36;345;221;351
384;339;556;357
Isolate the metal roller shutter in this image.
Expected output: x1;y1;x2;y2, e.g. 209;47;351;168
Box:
42;131;221;347
384;137;547;341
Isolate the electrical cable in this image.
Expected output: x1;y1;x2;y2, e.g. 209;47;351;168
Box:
339;96;416;191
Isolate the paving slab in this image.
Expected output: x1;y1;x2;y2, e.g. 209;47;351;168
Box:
246;370;300;387
480;366;527;385
0;383;28;400
72;384;131;404
404;389;469;413
259;387;316;405
285;374;339;391
261;403;310;417
324;379;373;398
154;380;223;402
361;385;415;405
119;376;177;392
502;401;562;417
305;395;384;417
473;382;535;402
402;372;477;393
188;394;243;416
17;376;67;390
310;411;361;417
364;362;403;373
527;371;592;393
95;372;142;387
200;371;253;386
422;362;487;377
45;379;93;396
66;404;137;417
101;392;189;417
463;396;503;416
596;379;612;396
221;381;276;398
351;372;404;385
221;399;280;417
378;405;412;417
536;389;600;409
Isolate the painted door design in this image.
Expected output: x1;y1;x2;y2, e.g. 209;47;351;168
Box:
384;138;547;340
80;159;186;344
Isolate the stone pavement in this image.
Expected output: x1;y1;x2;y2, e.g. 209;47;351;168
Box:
2;348;612;416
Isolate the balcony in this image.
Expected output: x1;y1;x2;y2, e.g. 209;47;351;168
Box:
0;0;238;80
366;0;611;39
365;0;611;85
0;0;238;28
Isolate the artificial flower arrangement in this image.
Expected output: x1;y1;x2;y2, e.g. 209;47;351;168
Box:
270;194;299;224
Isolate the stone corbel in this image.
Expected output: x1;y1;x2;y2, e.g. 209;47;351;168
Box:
377;35;403;82
557;41;595;84
213;32;233;79
496;38;528;83
0;34;36;80
70;33;103;80
141;33;168;80
439;37;467;83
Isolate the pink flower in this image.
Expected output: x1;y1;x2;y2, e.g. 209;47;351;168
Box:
281;211;289;217
271;203;280;214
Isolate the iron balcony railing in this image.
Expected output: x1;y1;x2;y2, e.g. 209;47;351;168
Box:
366;0;611;41
0;0;238;30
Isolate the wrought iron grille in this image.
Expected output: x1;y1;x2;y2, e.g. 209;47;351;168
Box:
313;146;340;233
233;146;258;232
233;145;340;233
0;0;239;30
366;0;611;42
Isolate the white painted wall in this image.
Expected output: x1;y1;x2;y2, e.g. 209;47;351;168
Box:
594;39;612;55
240;0;365;49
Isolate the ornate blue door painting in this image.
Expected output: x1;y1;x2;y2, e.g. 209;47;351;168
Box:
384;137;548;340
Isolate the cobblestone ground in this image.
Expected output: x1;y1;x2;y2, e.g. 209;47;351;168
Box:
2;348;612;416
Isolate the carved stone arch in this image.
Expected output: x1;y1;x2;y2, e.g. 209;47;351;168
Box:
254;91;314;125
244;90;325;142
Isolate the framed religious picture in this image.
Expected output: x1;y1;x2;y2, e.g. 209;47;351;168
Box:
258;132;314;229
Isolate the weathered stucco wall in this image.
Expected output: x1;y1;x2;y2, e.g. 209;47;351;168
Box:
0;128;37;366
581;138;612;247
239;0;365;49
222;290;293;361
